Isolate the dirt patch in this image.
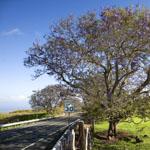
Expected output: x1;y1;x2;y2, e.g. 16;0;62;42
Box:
94;131;143;144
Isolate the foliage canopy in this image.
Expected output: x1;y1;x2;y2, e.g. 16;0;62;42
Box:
25;7;150;137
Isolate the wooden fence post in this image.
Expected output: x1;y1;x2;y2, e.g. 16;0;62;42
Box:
52;120;92;150
79;122;86;150
72;129;76;150
85;127;89;150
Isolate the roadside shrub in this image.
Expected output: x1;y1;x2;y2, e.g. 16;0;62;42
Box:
0;112;47;124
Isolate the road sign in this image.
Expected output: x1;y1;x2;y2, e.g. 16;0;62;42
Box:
64;101;74;112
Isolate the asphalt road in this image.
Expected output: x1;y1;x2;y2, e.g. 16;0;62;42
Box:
0;115;78;150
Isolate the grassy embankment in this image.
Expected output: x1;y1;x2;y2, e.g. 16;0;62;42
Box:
0;106;64;130
0;109;49;131
0;110;47;124
93;117;150;150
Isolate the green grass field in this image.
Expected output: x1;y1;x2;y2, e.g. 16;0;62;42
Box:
93;118;150;150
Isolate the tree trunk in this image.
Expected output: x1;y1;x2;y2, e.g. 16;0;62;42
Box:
91;119;95;134
107;121;117;140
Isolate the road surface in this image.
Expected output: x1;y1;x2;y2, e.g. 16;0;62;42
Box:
0;116;78;150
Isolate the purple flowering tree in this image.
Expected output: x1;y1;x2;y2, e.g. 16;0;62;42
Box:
24;7;150;139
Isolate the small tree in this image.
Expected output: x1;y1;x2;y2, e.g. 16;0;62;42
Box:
30;84;69;114
25;7;150;139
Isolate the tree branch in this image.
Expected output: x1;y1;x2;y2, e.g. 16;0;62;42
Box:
134;68;150;94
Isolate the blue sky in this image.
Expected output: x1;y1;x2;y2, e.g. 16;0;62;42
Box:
0;0;149;112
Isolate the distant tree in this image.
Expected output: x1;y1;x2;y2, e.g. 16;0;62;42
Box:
25;7;150;139
30;84;70;114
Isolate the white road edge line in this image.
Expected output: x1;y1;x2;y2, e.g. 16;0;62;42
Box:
0;114;65;128
21;138;44;150
0;117;52;128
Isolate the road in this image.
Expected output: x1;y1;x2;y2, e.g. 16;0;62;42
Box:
0;115;78;150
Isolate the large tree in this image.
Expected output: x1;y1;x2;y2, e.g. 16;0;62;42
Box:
25;7;150;138
30;84;70;114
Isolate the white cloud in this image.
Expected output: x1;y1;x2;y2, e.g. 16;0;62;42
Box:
1;28;23;36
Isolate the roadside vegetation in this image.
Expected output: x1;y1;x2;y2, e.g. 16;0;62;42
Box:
29;84;74;114
0;107;64;125
0;110;47;124
0;84;79;126
93;117;150;150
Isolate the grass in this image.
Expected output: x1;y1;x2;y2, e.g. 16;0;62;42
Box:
0;110;49;131
0;107;65;131
93;117;150;150
0;106;65;125
0;109;48;125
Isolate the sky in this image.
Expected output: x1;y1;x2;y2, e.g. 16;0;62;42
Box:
0;0;150;112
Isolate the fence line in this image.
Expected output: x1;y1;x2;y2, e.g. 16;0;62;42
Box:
52;119;92;150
